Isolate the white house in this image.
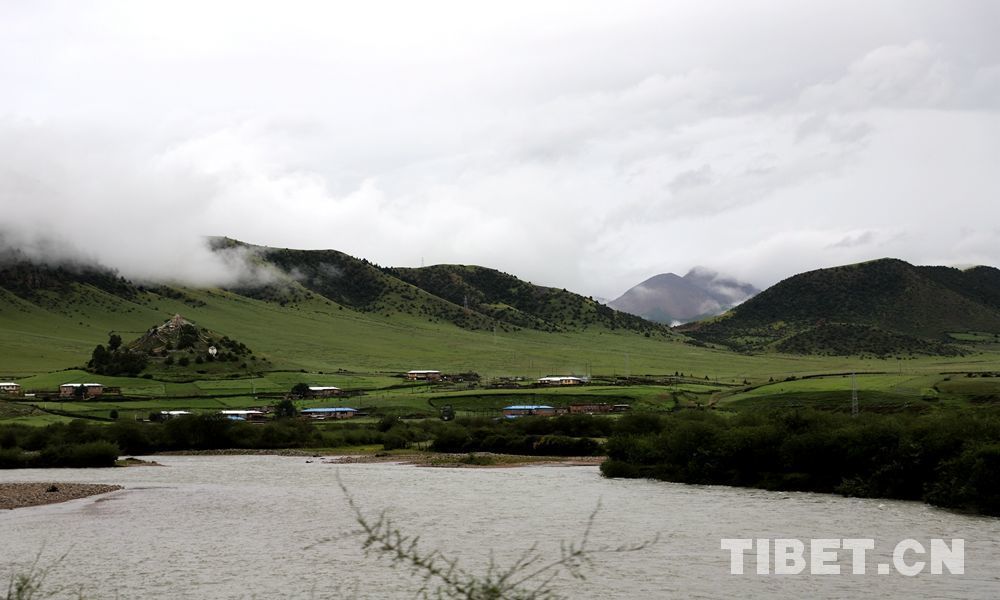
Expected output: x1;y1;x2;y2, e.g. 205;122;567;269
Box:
406;370;442;381
308;386;342;397
537;376;586;386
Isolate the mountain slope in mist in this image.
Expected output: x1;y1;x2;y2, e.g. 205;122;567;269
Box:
609;268;759;324
210;238;669;335
0;238;682;373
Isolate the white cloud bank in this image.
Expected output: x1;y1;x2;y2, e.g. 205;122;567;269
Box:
1;1;999;297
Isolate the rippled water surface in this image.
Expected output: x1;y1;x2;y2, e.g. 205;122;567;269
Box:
1;456;998;599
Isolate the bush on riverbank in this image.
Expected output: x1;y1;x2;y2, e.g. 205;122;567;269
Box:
0;416;326;465
0;441;119;468
600;408;1000;516
429;416;603;456
0;412;610;467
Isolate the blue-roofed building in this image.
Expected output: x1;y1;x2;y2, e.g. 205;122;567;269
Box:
219;409;266;422
301;407;358;420
502;405;556;418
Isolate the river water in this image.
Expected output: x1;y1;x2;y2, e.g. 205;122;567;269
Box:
0;455;998;599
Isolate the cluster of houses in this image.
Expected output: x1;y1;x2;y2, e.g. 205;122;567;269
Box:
2;371;626;422
1;382;109;398
407;370;588;387
157;407;360;421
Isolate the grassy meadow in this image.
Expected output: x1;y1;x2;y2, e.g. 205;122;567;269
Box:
2;280;1000;423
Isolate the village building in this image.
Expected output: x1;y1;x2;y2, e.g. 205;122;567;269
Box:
159;410;192;420
219;409;267;422
406;370;442;381
307;386;342;398
537;376;586;386
502;405;556;418
301;407;358;420
59;383;104;398
569;403;612;414
0;382;22;396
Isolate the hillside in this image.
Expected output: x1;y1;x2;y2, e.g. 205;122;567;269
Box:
390;264;665;334
0;241;704;378
609;268;758;324
213;239;663;335
682;258;1000;356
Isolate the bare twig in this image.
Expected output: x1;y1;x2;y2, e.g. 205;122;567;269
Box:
330;473;659;599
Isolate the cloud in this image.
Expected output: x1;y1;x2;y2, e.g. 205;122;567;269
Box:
800;41;955;110
0;2;999;299
828;231;877;249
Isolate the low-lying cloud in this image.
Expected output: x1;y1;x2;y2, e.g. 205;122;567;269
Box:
1;1;998;298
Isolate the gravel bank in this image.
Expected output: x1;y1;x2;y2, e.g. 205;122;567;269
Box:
0;483;123;510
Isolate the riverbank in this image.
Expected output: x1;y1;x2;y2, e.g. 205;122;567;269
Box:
159;448;604;467
0;482;123;510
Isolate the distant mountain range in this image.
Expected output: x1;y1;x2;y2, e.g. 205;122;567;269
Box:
680;258;1000;357
608;268;759;324
0;238;669;338
2;239;999;362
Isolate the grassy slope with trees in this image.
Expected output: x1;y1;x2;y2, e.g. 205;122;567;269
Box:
682;258;1000;356
391;264;666;334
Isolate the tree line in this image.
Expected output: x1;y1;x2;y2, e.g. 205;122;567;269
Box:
601;409;1000;516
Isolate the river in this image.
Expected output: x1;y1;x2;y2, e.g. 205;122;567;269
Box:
1;455;998;599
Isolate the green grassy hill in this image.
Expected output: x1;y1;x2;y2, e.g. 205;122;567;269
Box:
0;248;729;379
215;239;665;335
682;258;1000;356
391;264;664;333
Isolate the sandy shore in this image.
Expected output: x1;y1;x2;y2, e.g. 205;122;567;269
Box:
0;483;123;510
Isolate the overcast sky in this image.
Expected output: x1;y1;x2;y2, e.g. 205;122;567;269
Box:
2;1;999;298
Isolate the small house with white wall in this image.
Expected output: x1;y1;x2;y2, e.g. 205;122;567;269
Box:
159;410;192;420
537;376;586;386
407;370;442;381
308;386;342;398
0;382;22;396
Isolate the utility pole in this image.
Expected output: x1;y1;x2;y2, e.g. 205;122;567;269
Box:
851;372;859;417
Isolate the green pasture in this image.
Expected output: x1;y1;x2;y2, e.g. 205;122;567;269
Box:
716;371;1000;412
4;281;1000;385
3;279;1000;426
